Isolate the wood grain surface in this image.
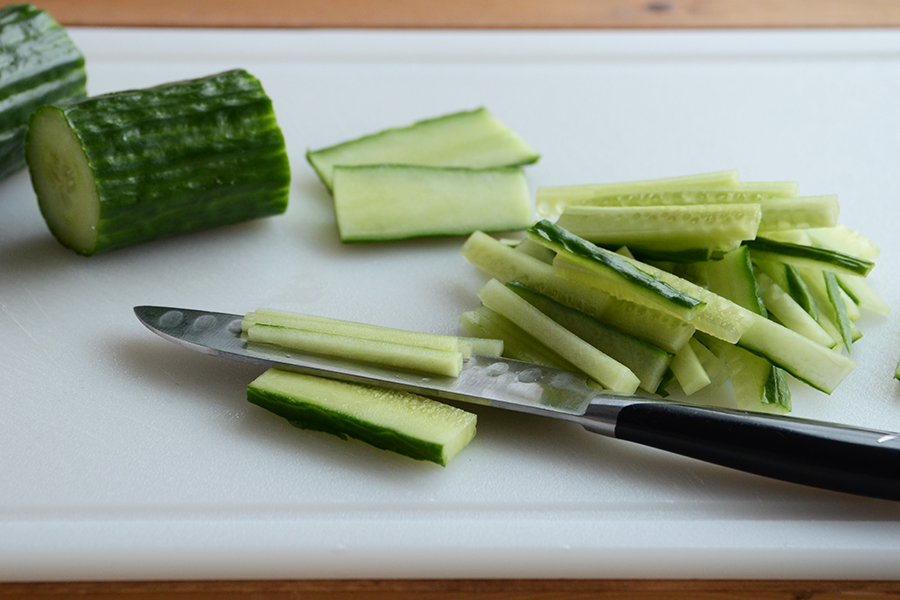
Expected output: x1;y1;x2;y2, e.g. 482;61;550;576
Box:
5;1;900;598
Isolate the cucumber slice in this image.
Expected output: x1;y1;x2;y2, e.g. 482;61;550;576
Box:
823;271;854;352
246;324;464;378
669;342;711;396
459;230;695;354
554;204;762;253
247;369;476;466
700;334;791;413
698;246;766;316
746;238;875;278
476;278;640;394
0;3;86;181
837;274;890;315
755;271;835;347
756;195;839;232
332;165;533;242
25;69;290;256
806;225;880;261
307;107;539;193
505;281;673;393
534;170;743;217
527;220;707;322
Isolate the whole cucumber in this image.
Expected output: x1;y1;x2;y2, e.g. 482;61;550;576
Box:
0;3;86;181
25;69;291;256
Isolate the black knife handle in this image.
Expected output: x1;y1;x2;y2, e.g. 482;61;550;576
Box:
595;401;900;501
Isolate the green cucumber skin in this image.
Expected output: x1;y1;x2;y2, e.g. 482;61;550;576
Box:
29;69;290;255
746;238;874;277
248;383;449;466
0;3;86;181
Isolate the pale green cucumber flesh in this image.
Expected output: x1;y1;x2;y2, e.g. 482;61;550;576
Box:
505;281;672;393
669;342;711;396
0;3;86;180
746;238;874;278
25;69;291;256
248;369;476;466
756;195;839;232
754;271;835;348
332;165;534;242
554;204;761;253
700;246;766;317
307;107;540;192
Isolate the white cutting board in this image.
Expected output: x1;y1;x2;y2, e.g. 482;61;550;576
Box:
3;27;900;581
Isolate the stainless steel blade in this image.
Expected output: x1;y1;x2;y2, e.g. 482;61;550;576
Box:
133;306;629;425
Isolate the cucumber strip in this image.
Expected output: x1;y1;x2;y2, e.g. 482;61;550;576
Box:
669;341;711;395
837;274;890;315
700;246;766;317
243;308;462;354
246;324;463;377
757;229;812;245
736;313;856;394
553;249;754;344
514;237;556;264
458;336;504;357
307;107;539;193
527;220;707;322
755;271;835;348
823;271;855;352
505;281;673;393
554;204;762;253
689;338;729;390
25;69;291;256
476;278;640;394
247;369;476;466
700;334;791;413
746;238;875;278
797;266;862;348
332;164;533;242
460;306;579;372
756;195;840;232
534;170;743;217
806;225;880;261
460;231;695;353
0;3;86;181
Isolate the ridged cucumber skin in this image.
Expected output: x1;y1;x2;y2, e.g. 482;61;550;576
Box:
26;69;290;256
307;107;540;193
0;3;86;181
247;369;477;467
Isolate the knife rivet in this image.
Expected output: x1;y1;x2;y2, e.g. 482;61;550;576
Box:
227;319;243;334
158;310;184;328
191;314;217;331
517;368;543;383
484;362;509;377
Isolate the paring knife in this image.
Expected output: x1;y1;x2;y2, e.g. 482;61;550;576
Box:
135;305;900;502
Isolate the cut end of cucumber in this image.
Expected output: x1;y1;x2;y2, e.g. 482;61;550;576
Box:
26;106;100;256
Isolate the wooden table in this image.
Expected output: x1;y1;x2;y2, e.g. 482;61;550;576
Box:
6;1;900;598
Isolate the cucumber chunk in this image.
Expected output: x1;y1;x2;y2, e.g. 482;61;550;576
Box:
332;165;533;242
25;69;291;256
248;369;477;466
0;3;86;181
307;107;539;193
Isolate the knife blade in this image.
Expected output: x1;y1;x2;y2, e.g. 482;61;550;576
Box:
135;305;900;502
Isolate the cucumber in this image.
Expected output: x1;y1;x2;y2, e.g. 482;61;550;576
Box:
247;369;476;466
746;238;875;278
307;107;539;193
554;203;762;254
25;69;290;256
754;270;835;348
526;220;708;322
332;165;533;242
756;195;839;232
669;342;711;396
0;3;86;181
700;246;766;317
505;281;673;393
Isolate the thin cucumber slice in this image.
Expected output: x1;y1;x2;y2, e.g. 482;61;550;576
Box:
458;336;504;358
746;238;875;278
699;246;766;317
756;195;839;232
332;164;533;242
534;170;742;217
460;231;695;353
837;274;890;315
307;107;539;193
505;282;673;393
246;324;463;377
669;342;711;396
0;3;86;180
737;313;856;394
514;237;557;264
476;278;640;394
797;266;862;349
823;271;855;352
755;271;835;348
700;334;791;413
243;308;462;354
461;307;578;371
247;369;476;466
689;337;729;390
26;69;291;256
806;225;880;261
554;204;761;253
527;220;707;322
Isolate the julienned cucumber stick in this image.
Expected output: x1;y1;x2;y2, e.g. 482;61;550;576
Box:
0;3;86;181
25;69;291;256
